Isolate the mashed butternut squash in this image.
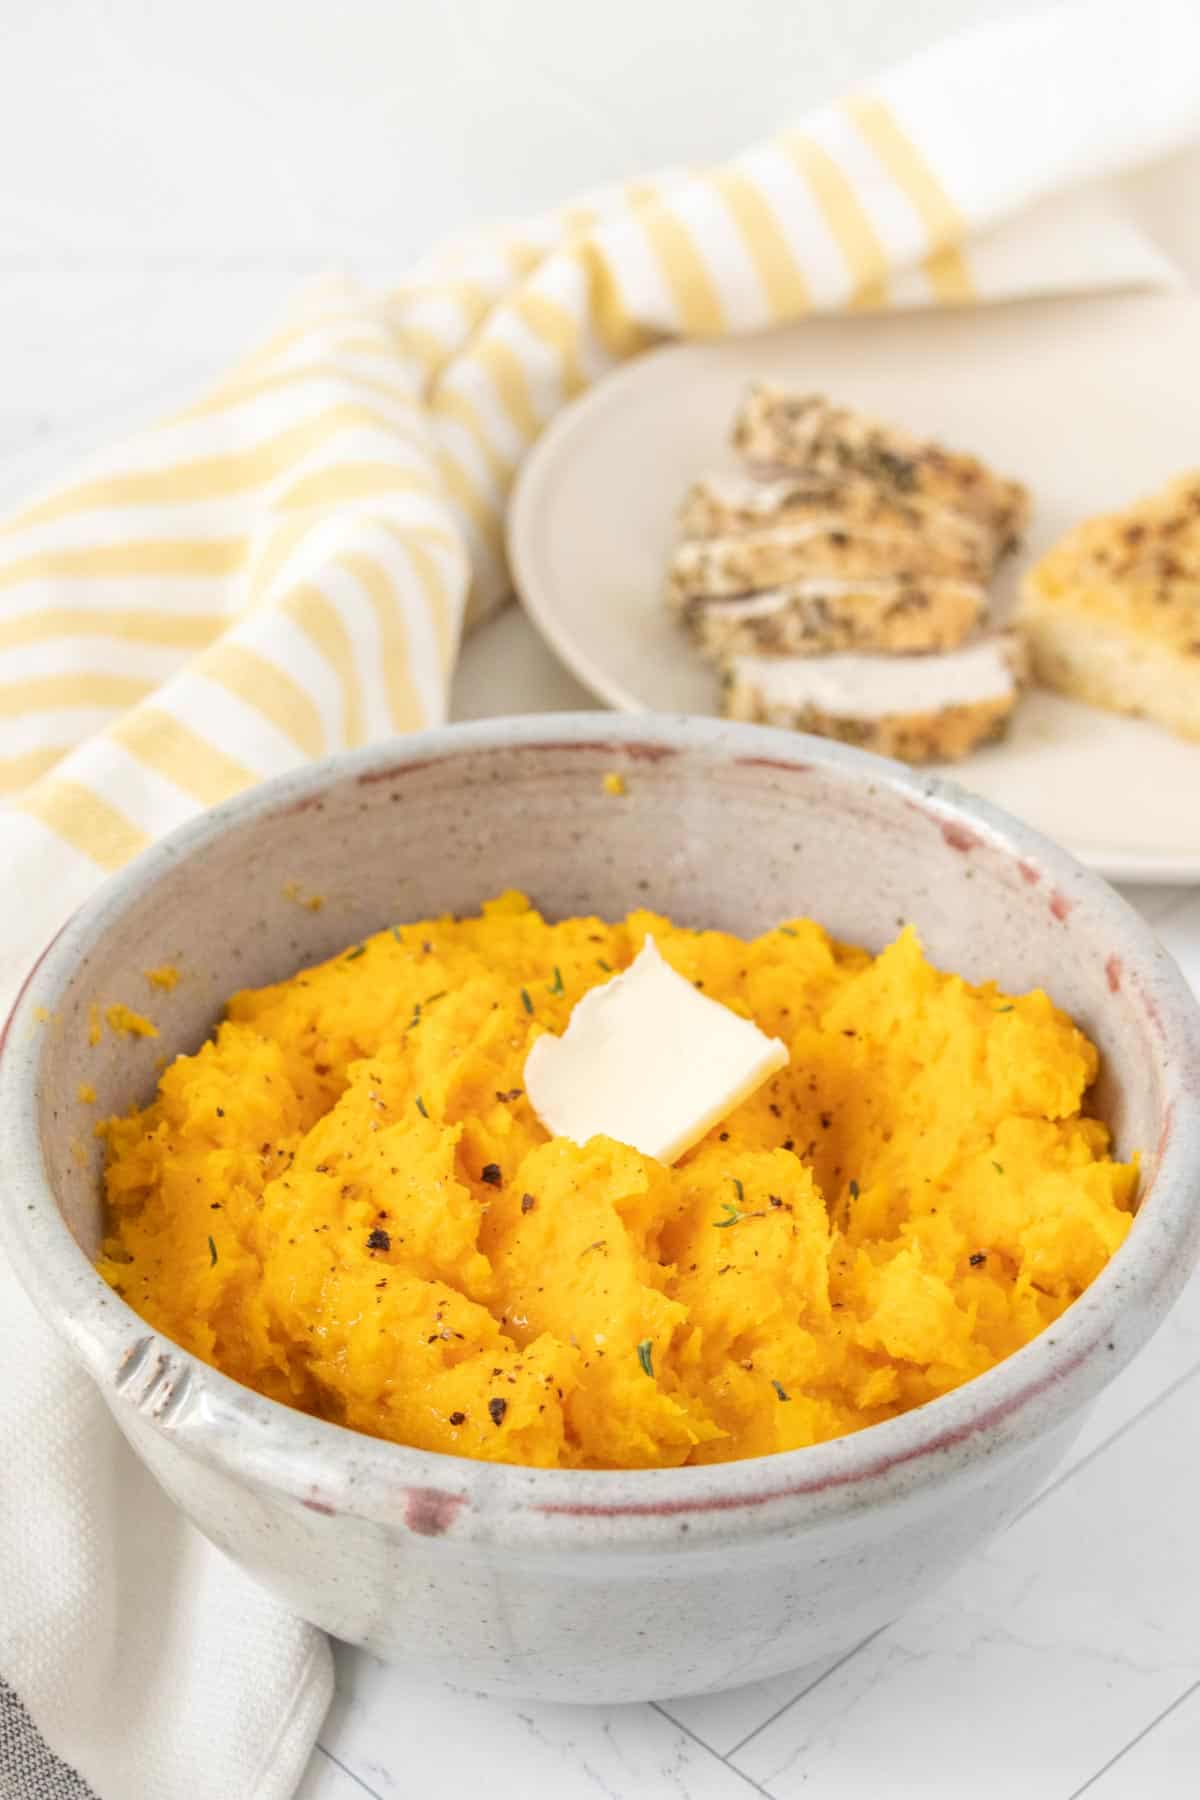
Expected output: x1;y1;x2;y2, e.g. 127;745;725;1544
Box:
98;893;1136;1469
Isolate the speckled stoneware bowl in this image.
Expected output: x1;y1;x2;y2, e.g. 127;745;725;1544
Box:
3;714;1199;1704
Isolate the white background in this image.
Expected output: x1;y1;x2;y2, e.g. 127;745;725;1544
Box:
3;3;1199;1797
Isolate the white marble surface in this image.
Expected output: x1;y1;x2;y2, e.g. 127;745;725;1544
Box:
3;2;1200;1794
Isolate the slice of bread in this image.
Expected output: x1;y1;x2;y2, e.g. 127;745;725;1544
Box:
684;575;984;660
667;522;986;606
720;633;1026;763
731;387;1029;559
1020;473;1200;741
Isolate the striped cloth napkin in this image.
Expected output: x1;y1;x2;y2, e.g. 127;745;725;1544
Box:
2;4;1197;1797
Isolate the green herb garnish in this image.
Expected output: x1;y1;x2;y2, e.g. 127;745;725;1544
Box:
548;966;564;996
636;1338;654;1378
771;1379;791;1402
779;926;798;938
995;1004;1014;1013
715;1179;747;1226
849;1179;860;1201
992;1160;1004;1174
596;959;612;972
520;988;534;1015
408;991;446;1034
345;945;367;961
416;1095;429;1118
391;926;404;944
207;1235;218;1267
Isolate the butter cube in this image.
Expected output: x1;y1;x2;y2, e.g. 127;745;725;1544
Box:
524;937;788;1164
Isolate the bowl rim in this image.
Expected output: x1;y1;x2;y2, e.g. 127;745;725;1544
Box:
3;712;1199;1550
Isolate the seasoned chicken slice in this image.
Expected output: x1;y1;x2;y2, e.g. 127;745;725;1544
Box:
731;387;1029;559
721;633;1027;764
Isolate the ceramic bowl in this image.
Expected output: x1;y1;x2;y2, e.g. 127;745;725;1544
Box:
3;714;1199;1704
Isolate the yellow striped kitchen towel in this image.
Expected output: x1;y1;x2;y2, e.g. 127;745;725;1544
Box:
0;0;1197;969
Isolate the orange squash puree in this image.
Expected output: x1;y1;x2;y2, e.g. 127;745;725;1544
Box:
97;892;1135;1469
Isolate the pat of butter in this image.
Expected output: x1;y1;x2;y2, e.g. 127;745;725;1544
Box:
524;937;788;1164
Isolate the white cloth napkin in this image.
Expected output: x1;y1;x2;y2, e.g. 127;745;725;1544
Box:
1;3;1198;1795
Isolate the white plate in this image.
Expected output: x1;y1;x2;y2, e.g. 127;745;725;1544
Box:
509;291;1200;883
